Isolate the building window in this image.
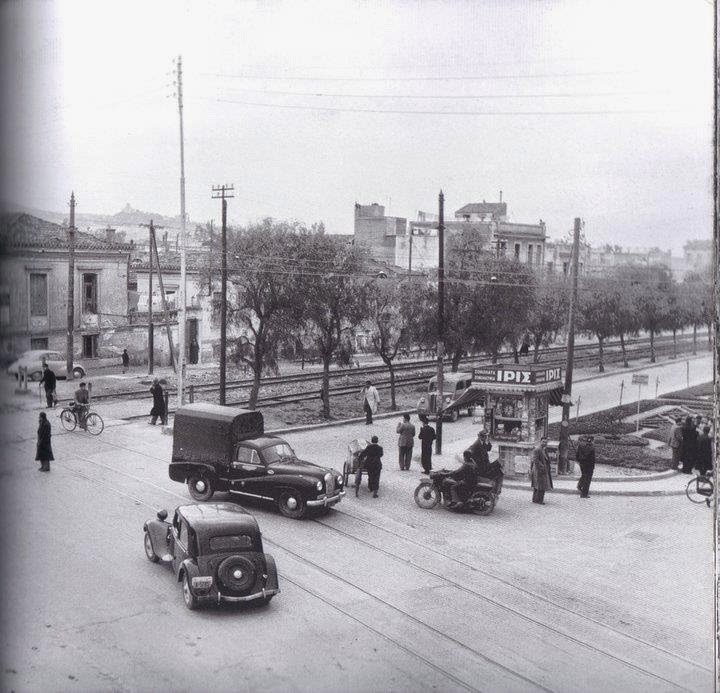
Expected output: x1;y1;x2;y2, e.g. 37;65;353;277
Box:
563;261;569;275
514;243;521;260
82;273;98;313
31;337;49;350
527;245;534;264
0;292;9;326
29;273;48;316
82;334;98;358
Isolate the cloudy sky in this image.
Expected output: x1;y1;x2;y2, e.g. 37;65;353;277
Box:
1;0;714;251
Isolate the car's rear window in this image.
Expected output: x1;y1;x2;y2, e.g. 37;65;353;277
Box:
209;535;253;551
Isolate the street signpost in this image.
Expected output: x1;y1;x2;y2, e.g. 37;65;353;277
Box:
632;373;649;432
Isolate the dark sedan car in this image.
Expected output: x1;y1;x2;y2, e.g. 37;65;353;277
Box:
168;403;345;519
143;502;279;610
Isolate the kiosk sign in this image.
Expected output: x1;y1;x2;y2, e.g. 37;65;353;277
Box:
474;364;563;385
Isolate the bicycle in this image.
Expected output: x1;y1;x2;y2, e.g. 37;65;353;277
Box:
59;404;104;436
685;472;714;507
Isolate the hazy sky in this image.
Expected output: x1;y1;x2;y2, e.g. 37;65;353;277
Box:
1;0;714;251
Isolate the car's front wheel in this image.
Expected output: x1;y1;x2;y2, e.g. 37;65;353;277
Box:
182;573;200;610
144;531;159;563
188;474;215;501
277;490;306;519
72;366;85;379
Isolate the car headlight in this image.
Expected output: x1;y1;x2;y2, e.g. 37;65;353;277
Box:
316;480;323;491
336;475;343;485
445;396;452;403
419;397;426;403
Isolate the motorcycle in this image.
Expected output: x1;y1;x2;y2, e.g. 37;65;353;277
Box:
413;469;502;516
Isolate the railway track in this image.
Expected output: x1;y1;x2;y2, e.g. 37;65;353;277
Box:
92;333;703;406
12;430;708;691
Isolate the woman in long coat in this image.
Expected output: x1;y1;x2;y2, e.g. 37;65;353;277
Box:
36;412;54;472
150;378;167;426
681;416;698;474
530;437;553;504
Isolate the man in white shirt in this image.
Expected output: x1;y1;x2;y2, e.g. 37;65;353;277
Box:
360;380;380;425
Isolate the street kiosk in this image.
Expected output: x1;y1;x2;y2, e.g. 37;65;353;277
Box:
448;363;566;477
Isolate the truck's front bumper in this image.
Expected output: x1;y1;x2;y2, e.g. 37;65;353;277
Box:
306;491;345;507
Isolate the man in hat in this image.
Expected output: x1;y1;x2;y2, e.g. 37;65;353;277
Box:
575;435;596;498
360;380;380;425
73;381;90;430
530;436;553;504
464;429;502;480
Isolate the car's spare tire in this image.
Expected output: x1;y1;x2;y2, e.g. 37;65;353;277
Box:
217;555;256;594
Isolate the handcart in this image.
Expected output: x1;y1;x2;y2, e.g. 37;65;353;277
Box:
343;438;369;489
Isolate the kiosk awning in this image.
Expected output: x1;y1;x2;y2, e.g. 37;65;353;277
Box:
548;385;565;406
442;385;486;413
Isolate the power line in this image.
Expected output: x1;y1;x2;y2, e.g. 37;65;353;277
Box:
189;95;689;117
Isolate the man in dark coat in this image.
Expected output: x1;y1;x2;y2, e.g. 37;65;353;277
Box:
36;412;54;472
697;426;713;475
530;437;553;504
576;435;596;498
121;349;130;373
150;378;167;426
464;429;502;479
357;436;383;498
39;363;57;408
418;416;436;474
443;455;478;508
681;416;698;474
668;417;684;470
396;413;416;470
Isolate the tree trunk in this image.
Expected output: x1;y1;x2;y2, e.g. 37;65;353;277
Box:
321;358;331;418
249;369;261;409
619;333;629;367
708;321;712;350
597;335;605;373
512;345;520;364
533;335;542;363
692;323;697;355
650;329;656;363
672;329;677;359
491;348;498;364
451;350;462;372
387;359;397;410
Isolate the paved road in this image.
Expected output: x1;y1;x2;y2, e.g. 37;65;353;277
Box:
0;355;714;691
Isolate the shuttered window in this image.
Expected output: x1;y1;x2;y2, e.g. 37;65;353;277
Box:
29;274;48;316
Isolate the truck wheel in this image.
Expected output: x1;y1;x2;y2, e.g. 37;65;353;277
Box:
277;490;306;519
182;573;200;610
188;474;215;501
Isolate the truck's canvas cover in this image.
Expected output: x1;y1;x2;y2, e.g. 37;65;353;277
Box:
172;403;264;464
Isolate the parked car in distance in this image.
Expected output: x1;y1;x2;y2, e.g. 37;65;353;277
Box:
7;350;86;381
143;502;279;610
168;403;345;519
417;371;479;422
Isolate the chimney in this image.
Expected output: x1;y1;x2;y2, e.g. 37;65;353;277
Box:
499;190;502;203
105;227;116;244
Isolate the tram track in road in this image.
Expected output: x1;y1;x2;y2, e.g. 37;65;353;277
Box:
29;431;709;691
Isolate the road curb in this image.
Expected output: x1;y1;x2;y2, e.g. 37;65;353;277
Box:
501;481;686;497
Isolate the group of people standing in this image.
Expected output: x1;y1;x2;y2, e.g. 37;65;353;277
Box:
670;415;714;475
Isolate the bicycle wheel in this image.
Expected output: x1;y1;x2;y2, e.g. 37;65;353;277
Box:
60;409;77;432
85;412;104;436
686;476;713;504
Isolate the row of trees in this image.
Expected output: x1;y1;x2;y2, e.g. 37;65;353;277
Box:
207;220;712;417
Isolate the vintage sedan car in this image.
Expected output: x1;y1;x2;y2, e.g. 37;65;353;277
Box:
168;403;345;519
143;502;279;610
7;349;86;381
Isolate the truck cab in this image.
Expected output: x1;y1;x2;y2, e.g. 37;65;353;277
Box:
416;371;480;422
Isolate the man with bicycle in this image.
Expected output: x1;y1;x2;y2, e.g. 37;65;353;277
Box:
73;382;90;430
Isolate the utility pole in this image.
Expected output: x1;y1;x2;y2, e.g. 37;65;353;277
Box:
66;192;76;379
148;222;154;374
558;217;581;475
435;190;445;455
176;54;188;405
148;222;177;371
212;184;234;405
408;230;413;275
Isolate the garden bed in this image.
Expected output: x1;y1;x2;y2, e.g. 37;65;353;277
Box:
659;381;713;399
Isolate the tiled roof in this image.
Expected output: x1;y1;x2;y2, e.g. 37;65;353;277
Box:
498;222;546;237
455;202;507;216
0;213;131;252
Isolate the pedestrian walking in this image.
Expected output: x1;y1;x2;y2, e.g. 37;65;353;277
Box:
396;413;416;470
697;426;713;475
189;338;199;365
668;417;684;470
575;435;596;498
121;348;130;373
150;378;167;426
357;435;383;498
36;412;53;472
681;416;698;474
39;363;57;408
360;380;380;425
530;436;553;504
418;416;436;474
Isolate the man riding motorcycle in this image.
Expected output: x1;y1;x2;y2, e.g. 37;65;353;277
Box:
442;454;478;509
464;429;503;481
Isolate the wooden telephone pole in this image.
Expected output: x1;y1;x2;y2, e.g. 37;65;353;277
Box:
212;184;234;405
147;222;154;374
66;192;76;379
435;190;445;455
558;217;582;474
